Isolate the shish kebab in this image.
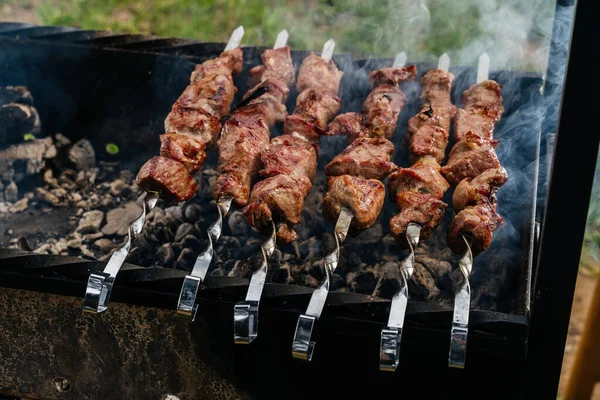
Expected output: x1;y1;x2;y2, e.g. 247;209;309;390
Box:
292;54;417;362
176;30;295;321
443;53;507;369
379;54;456;372
82;27;245;314
234;40;344;344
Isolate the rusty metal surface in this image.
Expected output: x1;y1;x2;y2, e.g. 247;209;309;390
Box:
0;287;250;400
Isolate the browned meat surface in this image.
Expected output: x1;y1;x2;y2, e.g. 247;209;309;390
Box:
362;85;407;139
447;204;503;255
420;69;455;107
390;191;448;249
136;156;198;202
190;48;243;83
260;134;317;180
325;137;396;180
462;80;504;119
452;167;508;211
212;102;281;206
242;174;312;243
282;114;322;143
408;125;449;164
164;107;222;149
159;133;206;174
368;65;417;87
388;157;450;201
243;78;290;105
296;54;344;97
292;88;343;131
174;73;236;117
407;105;455;137
326;112;367;143
441;133;501;186
322;175;385;235
454;108;496;141
248;46;295;89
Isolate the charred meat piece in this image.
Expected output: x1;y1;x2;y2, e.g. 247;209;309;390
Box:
441;133;501;186
407;104;455;138
420;69;455;107
164;108;222;148
212;103;279;206
368;65;417;87
173;73;236;117
323;175;385;235
296;54;344;97
159;133;206;174
362;85;407;139
248;46;295;89
292;88;343;131
243;78;290;105
136;156;198;202
326;112;367;143
452;167;508;212
462;80;504;119
454;108;496;141
325;137;396;180
408;125;449;164
388;157;450;201
260;134;318;180
447;203;503;255
390;191;448;249
191;48;243;82
242;174;312;244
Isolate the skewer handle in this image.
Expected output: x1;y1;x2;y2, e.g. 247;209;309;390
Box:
379;223;420;371
438;53;450;72
233;221;276;344
448;235;473;368
292;206;352;361
477;52;490;83
393;52;407;68
83;191;160;313
274;29;289;49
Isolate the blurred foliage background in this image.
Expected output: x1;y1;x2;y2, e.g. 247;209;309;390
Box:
1;0;555;72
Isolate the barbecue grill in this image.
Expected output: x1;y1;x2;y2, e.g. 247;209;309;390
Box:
0;0;596;398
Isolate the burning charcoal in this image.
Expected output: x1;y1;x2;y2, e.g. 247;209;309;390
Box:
0;103;41;144
179;234;203;252
119;169;135;184
101;202;141;236
270;248;282;268
76;210;104;233
273;264;292;284
35;187;61;206
16;236;32;251
0;137;54;183
0;86;34;106
351;271;376;294
8;198;27;213
227;210;249;237
409;262;440;301
353;223;383;245
298;237;322;260
4;181;18;202
109;179;131;197
164;206;184;222
175;223;193;242
53;133;71;149
93;238;117;252
175;248;198;271
184;203;202;223
67;238;82;249
330;273;345;291
68;139;96;171
156;243;175;267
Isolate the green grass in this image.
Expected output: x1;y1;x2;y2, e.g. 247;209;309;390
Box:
2;0;555;71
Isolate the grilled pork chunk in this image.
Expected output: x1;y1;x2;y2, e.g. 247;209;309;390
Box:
136;156;198;202
452;167;508;212
325;137;396;181
248;46;295;89
441;133;501;186
447;203;503;255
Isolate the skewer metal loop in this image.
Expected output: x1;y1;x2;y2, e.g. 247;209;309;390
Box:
233;220;276;344
176;196;233;321
448;235;473;368
292;206;352;361
379;223;421;371
83;191;160;313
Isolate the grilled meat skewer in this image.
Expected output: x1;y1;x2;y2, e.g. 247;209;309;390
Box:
176;30;294;321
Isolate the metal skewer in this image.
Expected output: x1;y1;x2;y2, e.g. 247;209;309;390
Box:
292;47;400;361
82;26;245;315
177;29;286;322
448;52;489;369
379;53;449;371
235;39;336;345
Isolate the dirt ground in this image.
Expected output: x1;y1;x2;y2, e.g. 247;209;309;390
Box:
558;266;600;398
